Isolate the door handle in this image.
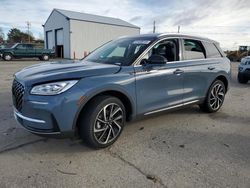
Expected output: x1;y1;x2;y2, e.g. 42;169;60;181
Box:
208;66;215;70
173;69;184;75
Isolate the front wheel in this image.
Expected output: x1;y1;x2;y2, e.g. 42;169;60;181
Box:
199;80;226;113
79;96;126;148
3;53;13;61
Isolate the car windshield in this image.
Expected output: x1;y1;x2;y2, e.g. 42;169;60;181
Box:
11;44;18;48
84;37;155;66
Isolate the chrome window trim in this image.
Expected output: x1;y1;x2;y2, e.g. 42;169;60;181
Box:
132;36;223;67
133;37;181;66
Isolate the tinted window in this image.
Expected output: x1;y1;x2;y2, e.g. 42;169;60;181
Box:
203;42;222;58
142;39;179;62
16;44;26;50
26;44;34;49
183;39;205;60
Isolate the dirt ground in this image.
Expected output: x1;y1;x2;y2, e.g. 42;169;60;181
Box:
0;59;249;188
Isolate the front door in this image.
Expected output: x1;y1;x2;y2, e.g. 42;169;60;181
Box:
14;44;27;57
135;38;184;115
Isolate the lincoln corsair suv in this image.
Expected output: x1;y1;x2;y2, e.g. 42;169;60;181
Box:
12;33;230;148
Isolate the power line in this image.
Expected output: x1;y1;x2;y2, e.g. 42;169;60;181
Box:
163;25;250;29
164;31;250;35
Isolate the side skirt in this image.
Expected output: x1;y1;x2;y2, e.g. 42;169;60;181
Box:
144;100;200;116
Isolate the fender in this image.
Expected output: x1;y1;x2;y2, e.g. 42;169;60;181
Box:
72;84;136;131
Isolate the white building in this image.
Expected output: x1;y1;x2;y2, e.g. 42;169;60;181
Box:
44;9;140;59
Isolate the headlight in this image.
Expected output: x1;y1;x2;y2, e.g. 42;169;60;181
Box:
30;80;78;95
239;67;243;72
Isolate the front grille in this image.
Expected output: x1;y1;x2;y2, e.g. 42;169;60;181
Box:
12;80;25;112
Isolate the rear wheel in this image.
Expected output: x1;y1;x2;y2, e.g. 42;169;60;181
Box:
3;53;13;61
199;80;226;113
79;95;126;148
41;54;49;61
238;73;248;84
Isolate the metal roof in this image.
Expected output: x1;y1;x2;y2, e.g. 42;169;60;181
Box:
54;9;140;29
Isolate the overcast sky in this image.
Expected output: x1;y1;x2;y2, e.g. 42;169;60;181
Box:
0;0;250;50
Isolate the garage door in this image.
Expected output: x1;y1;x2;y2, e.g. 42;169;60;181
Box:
56;29;63;45
46;31;53;49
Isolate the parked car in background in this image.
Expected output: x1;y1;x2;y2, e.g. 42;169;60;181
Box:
238;56;250;83
0;43;55;61
12;33;230;149
0;44;6;49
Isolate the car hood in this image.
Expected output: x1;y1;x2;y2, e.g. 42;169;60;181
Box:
15;60;121;86
0;48;12;52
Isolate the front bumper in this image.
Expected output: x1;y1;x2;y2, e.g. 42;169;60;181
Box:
12;83;84;138
13;108;69;138
14;108;61;136
239;70;250;79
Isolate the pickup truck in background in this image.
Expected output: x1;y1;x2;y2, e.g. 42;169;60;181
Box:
0;43;55;61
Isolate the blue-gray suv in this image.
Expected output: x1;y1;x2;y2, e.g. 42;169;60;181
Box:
12;34;231;148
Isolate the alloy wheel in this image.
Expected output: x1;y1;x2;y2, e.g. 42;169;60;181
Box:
209;83;225;111
5;54;12;61
94;103;124;145
43;55;49;60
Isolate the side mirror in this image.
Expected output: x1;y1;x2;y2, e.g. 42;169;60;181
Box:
147;54;167;65
140;59;148;66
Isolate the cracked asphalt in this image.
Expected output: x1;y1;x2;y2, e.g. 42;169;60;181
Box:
0;60;250;188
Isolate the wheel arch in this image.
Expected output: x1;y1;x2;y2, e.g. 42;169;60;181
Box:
3;52;14;60
3;51;14;56
215;75;229;92
203;74;229;102
73;89;135;133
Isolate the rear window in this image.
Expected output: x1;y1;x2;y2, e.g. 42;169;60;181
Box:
203;42;222;58
183;39;205;60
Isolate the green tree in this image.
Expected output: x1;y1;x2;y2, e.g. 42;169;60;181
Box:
7;28;22;43
7;28;34;43
21;32;35;43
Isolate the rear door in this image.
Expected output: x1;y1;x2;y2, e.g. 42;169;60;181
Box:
180;38;222;102
26;44;36;57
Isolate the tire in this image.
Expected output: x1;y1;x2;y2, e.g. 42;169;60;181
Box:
79;95;126;149
41;54;49;61
3;53;13;61
238;73;248;84
199;80;226;113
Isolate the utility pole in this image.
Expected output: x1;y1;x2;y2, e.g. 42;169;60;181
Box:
178;25;180;33
26;21;31;43
153;21;156;33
